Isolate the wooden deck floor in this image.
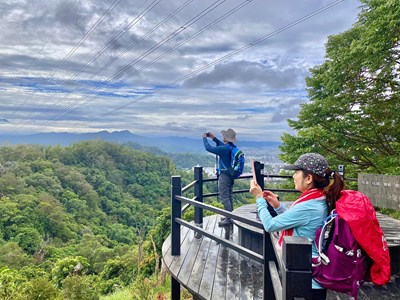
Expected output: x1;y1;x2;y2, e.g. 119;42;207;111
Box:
162;213;400;300
162;214;264;299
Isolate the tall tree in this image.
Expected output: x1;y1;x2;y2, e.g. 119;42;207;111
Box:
280;0;400;175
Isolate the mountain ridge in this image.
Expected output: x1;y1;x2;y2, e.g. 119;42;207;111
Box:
0;130;281;153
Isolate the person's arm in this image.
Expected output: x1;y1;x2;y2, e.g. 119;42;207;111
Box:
203;138;230;156
256;199;309;232
213;137;224;146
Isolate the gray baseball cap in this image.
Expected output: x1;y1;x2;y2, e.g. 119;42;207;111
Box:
284;153;328;177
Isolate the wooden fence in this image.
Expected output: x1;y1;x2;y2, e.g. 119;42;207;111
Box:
358;174;400;210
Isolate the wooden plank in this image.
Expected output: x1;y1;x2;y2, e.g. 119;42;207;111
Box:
270;231;284;271
250;260;264;300
178;216;212;287
361;276;400;299
251;230;263;255
211;245;229;300
162;225;190;269
198;217;223;299
329;291;365;300
225;247;240;299
243;227;252;250
359;282;392;300
170;228;195;276
187;215;218;294
238;254;254;299
269;261;282;300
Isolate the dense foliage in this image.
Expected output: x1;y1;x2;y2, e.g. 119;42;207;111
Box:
0;140;253;299
0;141;182;299
280;0;400;176
124;141;215;170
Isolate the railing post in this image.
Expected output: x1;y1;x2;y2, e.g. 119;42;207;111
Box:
194;166;203;238
171;176;182;255
338;164;345;179
282;236;312;300
263;230;276;300
171;176;182;300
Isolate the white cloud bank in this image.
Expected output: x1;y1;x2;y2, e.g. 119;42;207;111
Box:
0;0;361;141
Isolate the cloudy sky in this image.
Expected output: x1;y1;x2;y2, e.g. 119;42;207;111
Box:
1;0;361;141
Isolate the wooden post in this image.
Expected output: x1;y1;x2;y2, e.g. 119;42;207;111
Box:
171;277;180;300
338;165;345;179
171;176;182;300
263;230;277;300
282;236;312;300
171;176;182;255
194;166;203;233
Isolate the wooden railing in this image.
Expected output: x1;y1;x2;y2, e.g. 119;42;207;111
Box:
169;162;313;300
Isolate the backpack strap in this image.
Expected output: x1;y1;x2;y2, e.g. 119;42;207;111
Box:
318;210;338;264
219;143;234;171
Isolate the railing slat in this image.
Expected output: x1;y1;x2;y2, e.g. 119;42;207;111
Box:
175;218;264;263
269;261;282;300
175;195;264;229
182;180;196;193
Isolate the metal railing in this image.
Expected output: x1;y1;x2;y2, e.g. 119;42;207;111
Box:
169;162;313;300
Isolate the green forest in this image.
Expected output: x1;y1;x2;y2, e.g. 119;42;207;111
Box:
0;140;252;300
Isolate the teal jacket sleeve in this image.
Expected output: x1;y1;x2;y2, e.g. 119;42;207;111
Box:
256;197;309;232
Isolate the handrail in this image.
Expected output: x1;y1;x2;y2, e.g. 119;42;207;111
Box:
175;218;264;263
175;195;263;229
181;180;196;193
170;162;312;300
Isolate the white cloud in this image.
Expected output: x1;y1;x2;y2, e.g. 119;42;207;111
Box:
0;0;361;141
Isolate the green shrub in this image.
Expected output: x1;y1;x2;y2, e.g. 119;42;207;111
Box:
61;275;100;300
22;277;60;300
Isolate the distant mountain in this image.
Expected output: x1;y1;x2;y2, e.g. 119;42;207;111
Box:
0;130;281;154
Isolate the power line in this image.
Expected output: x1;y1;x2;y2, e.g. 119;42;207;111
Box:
46;0;229;122
22;0;80;78
6;0;344;134
35;0;163;109
14;0;124;112
94;0;345;119
8;0;167;130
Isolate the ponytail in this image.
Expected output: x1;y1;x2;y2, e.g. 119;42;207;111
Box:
324;169;344;213
303;168;345;213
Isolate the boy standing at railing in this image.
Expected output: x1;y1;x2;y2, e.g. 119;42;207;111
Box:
202;128;237;227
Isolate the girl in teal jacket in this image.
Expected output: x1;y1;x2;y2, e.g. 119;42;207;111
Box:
250;153;344;300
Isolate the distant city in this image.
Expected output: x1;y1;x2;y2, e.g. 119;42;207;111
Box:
203;146;285;178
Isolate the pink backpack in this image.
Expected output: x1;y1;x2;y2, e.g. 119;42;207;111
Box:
311;210;369;299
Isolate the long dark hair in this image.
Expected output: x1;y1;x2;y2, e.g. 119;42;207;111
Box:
302;168;344;213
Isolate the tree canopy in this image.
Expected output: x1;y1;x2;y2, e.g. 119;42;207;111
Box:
280;0;400;176
0;139;249;298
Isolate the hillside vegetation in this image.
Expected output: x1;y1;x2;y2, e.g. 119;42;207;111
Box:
0;140;253;299
0;141;183;299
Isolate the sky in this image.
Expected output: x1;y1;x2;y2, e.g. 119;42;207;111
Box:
0;0;362;142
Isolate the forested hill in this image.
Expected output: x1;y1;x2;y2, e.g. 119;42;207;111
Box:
0;140;190;299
